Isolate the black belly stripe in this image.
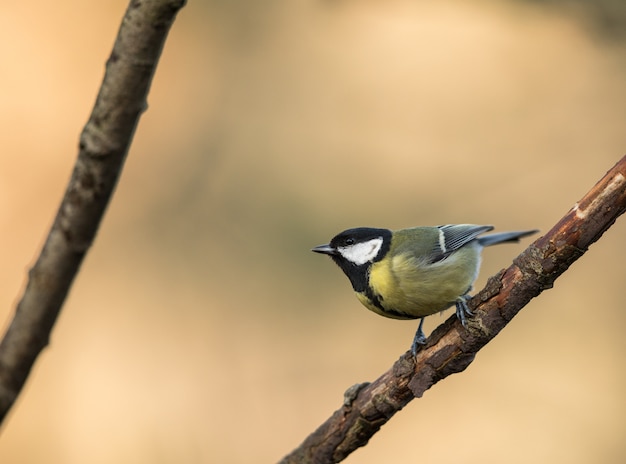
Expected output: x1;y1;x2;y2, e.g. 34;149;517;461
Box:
364;286;385;310
364;287;418;320
381;307;418;320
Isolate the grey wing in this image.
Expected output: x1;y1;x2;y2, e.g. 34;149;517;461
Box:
429;224;494;262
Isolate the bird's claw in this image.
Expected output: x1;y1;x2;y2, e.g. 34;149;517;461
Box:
455;295;473;327
411;318;427;355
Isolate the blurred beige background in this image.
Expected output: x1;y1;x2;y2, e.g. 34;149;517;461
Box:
1;1;626;463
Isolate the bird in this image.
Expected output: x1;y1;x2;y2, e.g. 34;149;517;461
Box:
312;224;537;354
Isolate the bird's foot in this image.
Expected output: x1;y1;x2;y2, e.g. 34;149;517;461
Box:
455;294;473;327
411;318;427;355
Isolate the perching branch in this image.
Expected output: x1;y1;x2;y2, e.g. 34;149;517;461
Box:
280;154;626;464
0;0;186;425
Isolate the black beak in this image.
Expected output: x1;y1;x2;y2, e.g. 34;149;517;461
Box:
311;244;336;255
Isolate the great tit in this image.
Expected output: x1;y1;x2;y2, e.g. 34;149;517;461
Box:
312;224;537;354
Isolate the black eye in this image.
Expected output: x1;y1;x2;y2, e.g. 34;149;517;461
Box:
345;238;355;245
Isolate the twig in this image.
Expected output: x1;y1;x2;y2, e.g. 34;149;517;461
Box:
0;0;186;425
280;155;626;464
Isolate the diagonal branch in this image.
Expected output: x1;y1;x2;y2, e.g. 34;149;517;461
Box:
280;154;626;464
0;0;186;425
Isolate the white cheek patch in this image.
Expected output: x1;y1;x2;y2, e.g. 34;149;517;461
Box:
338;237;383;265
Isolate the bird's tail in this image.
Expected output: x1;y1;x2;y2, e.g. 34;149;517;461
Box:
478;229;538;247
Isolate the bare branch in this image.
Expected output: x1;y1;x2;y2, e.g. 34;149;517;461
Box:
0;0;186;425
280;154;626;464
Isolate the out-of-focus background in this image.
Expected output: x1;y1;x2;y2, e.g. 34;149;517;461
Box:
1;0;625;462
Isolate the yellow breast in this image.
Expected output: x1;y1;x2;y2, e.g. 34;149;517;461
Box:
363;248;479;319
